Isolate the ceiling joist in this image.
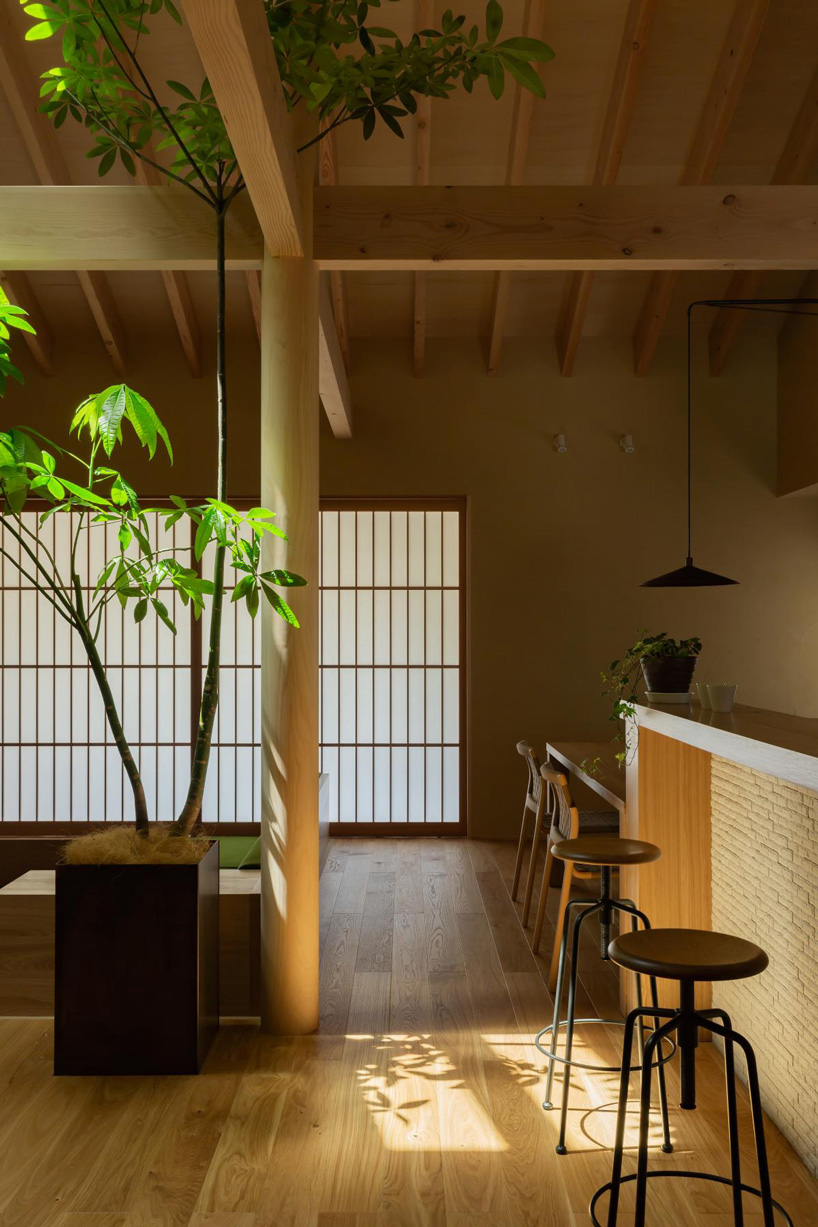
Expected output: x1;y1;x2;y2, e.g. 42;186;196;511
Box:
708;64;818;375
0;0;127;374
0;270;54;377
317;125;350;374
486;0;546;376
318;274;353;438
556;0;657;377
181;0;303;258
632;0;770;376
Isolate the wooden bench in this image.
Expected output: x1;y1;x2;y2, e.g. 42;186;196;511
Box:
0;869;261;1019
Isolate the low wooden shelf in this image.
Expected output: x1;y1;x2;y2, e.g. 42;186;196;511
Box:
0;868;261;1019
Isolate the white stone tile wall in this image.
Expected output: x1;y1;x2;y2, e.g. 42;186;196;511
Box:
711;756;818;1176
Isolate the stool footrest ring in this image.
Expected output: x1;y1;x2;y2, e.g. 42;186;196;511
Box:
590;1170;793;1227
535;1017;677;1074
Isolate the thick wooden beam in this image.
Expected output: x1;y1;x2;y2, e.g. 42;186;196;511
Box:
486;0;546;375
135;158;203;378
557;0;657;376
709;66;818;375
317;126;350;372
413;0;434;377
0;187;262;270
246;265;351;435
632;0;770;375
318;275;353;438
314;184;818;271
260;239;320;1034
0;0;127;372
182;0;303;258
0;271;54;376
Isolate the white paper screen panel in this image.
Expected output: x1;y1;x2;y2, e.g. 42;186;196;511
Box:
319;506;464;828
0;511;260;824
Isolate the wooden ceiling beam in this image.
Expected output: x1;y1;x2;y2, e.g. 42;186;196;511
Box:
632;0;770;376
0;270;54;376
413;0;434;378
486;0;546;376
708;65;818;375
0;186;261;270
318;275;352;438
556;0;657;377
313;184;818;271
7;184;818;272
181;0;303;257
0;0;128;373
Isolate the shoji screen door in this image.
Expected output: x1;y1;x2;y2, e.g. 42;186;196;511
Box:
319;499;466;834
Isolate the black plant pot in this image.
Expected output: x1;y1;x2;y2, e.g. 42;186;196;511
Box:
54;840;219;1076
640;654;698;695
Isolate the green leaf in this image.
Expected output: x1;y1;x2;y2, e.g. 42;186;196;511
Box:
98;386;127;457
261;569;307;587
134;597;149;623
498;54;544;97
485;0;503;42
495;37;555;62
194;514;212;561
25;19;60;39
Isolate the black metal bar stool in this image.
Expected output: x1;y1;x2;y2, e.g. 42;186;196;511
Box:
534;835;675;1156
591;927;793;1227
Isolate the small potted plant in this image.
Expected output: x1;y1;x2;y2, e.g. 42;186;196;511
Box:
598;631;702;766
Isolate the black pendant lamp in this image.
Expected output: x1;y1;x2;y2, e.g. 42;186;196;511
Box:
641;300;740;588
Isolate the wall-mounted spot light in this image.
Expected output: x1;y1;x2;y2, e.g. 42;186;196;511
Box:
619;434;635;454
553;434;567;454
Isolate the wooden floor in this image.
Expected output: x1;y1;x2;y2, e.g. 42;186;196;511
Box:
2;837;817;1226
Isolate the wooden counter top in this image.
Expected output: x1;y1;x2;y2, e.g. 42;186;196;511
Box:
634;701;818;792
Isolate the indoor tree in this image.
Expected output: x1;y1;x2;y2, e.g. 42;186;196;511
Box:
19;0;554;838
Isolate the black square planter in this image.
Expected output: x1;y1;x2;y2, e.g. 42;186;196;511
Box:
54;840;219;1075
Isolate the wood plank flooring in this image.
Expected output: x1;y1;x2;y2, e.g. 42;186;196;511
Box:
1;836;817;1226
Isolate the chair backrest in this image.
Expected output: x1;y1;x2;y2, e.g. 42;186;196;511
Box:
516;740;543;813
540;764;579;841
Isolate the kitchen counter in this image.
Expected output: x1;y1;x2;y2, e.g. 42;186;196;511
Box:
634;701;818;791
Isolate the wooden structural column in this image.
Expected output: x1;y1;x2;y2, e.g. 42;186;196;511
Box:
259;238;320;1035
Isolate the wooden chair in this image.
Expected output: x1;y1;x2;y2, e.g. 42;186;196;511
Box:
532;764;619;990
511;741;553;929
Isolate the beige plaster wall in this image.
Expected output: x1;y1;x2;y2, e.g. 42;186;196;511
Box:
322;336;818;837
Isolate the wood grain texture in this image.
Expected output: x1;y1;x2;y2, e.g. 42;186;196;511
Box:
632;0;771;375
0;187;262;271
259;186;320;1032
708;64;818;375
557;0;658;376
314;184;818;271
181;0;303;257
319;275;353;439
0;0;127;372
1;836;816;1225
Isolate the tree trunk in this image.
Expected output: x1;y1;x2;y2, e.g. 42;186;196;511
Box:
173;198;229;835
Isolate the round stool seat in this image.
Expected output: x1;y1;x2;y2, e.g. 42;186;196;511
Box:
609;927;768;982
552;835;661;867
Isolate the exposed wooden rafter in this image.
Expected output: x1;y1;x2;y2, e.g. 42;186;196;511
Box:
413;0;434;377
317;124;350;373
708;65;818;375
632;0;770;376
318;275;353;438
486;0;546;376
556;0;657;376
181;0;303;257
134;158;203;378
0;0;127;374
0;270;54;376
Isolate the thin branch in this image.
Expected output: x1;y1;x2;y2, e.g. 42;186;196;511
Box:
0;544;77;626
94;0;219;205
1;514;77;618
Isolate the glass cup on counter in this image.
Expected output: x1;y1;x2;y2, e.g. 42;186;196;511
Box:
696;682;711;709
707;683;737;713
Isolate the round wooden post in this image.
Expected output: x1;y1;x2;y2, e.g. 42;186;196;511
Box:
259;234;320;1034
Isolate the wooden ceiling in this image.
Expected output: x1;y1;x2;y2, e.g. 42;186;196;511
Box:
1;0;818;381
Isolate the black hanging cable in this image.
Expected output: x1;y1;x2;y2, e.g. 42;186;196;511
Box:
640;295;818;588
